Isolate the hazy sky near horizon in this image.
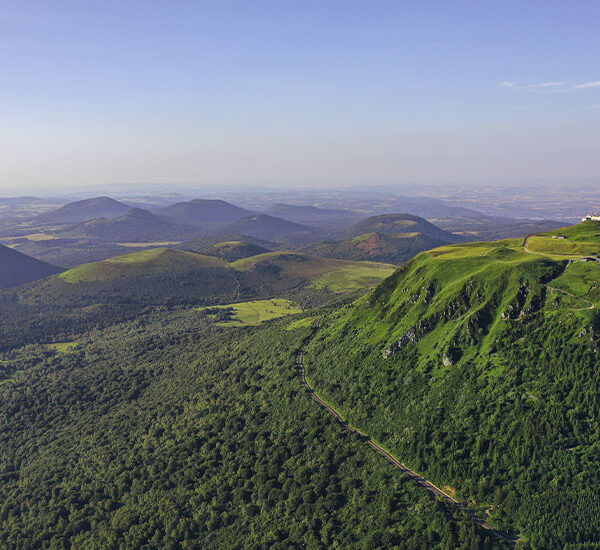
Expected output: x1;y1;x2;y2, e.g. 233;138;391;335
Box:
1;1;599;192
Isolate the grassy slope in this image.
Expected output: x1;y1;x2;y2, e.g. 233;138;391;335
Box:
46;341;78;354
523;221;600;256
304;222;600;547
231;251;396;293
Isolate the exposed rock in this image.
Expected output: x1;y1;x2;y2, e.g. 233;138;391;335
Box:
383;329;417;358
579;326;599;342
424;284;436;304
502;283;530;320
442;346;462;366
442;293;471;319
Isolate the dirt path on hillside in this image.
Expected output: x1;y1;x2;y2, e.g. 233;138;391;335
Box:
523;234;600;264
547;285;596;310
523;234;598;310
297;321;518;544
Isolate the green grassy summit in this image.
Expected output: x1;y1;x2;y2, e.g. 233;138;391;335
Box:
60;248;227;283
523;220;600;257
546;219;600;241
201;240;270;261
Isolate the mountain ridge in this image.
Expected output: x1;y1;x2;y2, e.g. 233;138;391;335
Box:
303;221;600;545
264;203;362;229
59;207;201;242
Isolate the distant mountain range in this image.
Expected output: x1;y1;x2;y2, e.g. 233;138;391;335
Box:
3;196;567;272
0;243;62;289
31;197;322;245
264;203;362;229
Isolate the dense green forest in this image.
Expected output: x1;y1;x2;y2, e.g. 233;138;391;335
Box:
0;309;504;549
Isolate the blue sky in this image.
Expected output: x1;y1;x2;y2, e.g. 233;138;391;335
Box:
1;1;599;191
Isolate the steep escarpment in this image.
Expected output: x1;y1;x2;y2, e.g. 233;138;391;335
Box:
304;228;600;548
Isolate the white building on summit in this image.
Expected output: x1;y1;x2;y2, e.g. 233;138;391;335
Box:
582;214;600;222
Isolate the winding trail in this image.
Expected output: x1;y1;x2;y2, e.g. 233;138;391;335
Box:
547;285;595;310
523;233;598;310
522;233;534;254
297;320;518;544
523;233;600;264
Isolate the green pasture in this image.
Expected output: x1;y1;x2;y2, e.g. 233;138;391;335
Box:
311;263;396;292
47;342;78;354
198;299;302;326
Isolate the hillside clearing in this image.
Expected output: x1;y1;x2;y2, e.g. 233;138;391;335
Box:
47;342;78;354
311;263;397;292
115;241;182;247
197;298;302;326
0;233;58;242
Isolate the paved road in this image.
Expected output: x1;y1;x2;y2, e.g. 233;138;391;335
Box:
297;321;518;544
